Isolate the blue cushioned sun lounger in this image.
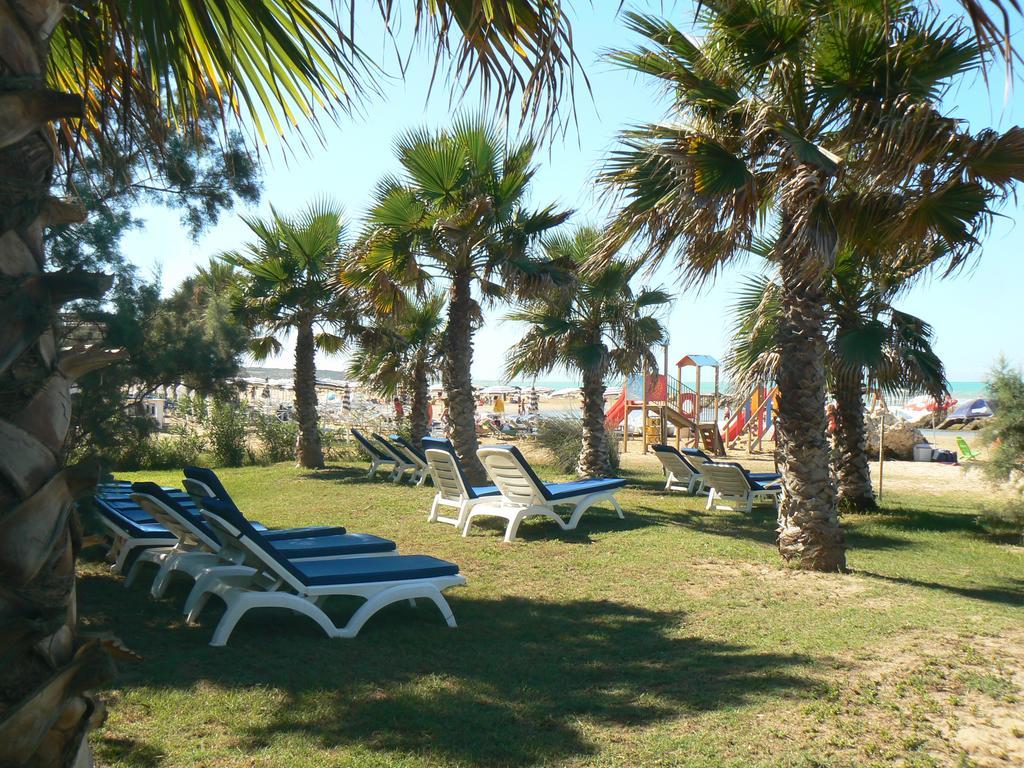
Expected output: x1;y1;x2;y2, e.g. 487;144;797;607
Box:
701;462;783;513
189;497;465;646
128;483;396;602
650;444;706;494
351;428;400;479
371;432;418;483
92;495;177;573
422;437;500;529
467;444;626;542
390;434;431;486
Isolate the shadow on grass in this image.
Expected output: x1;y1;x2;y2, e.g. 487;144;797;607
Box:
853;571;1024;607
864;506;986;535
297;464;383;485
83;574;816;767
94;738;164;768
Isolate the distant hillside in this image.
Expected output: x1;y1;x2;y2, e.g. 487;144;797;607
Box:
242;366;348;381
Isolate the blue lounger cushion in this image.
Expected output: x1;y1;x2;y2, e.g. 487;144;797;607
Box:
182;466;344;539
290;554;459;587
391;434;426;463
93;498;173;539
351;428;391;460
422;437;501;499
489;444;626;502
200;498;450;588
540;478;627;501
268;532;396;559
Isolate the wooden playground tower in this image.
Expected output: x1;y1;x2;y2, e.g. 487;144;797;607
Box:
617;349;726;455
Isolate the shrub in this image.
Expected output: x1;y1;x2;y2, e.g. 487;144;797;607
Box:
321;428;364;464
253;412;299;464
207;398;249;467
113;426;206;471
535;412;619;474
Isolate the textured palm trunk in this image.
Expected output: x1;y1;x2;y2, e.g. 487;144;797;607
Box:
1;2;119;765
442;270;485;483
578;365;611;477
833;373;876;511
293;319;324;468
409;354;430;448
775;239;847;572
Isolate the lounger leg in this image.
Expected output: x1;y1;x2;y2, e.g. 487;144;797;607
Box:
427;496;439;522
124;556;149;588
503;512;526;543
336;584;457;639
705;491;714;510
150;561;177;598
610;496;624;519
112;541;135;574
184;565;256;619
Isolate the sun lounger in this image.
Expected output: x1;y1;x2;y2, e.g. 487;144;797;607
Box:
701;462;783;512
465;445;625;542
422;437;501;529
182;466;345;541
389;435;431;486
367;433;416;483
128;483;397;600
91;493;178;574
651;444;705;494
351;428;399;479
956;436;981;461
188;497;465;646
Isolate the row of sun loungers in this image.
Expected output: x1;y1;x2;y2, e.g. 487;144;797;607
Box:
91;469;464;647
650;444;783;512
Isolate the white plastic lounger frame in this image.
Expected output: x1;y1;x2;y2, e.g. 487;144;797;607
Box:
465;446;624;542
351;428;396;479
94;504;176;574
390;436;430;486
371;433;416;483
190;504;465;646
702;463;782;513
424;447;495;529
651;445;704;495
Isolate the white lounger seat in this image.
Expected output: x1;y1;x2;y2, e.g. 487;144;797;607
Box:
465;445;625;542
422;437;502;529
650;444;705;494
190;498;466;646
701;462;783;513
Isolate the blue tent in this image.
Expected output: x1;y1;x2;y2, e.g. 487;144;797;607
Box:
950;398;993;421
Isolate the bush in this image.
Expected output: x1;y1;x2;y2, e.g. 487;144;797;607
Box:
253;412;299;464
207;398;249;467
321;428;364;464
535;412;619;474
113;425;206;471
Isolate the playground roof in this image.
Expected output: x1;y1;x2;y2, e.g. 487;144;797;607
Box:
676;354;720;368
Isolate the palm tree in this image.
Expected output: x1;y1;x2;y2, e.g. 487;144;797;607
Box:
727;258;947;512
348;117;571;482
598;5;1024;571
2;3;580;762
348;292;446;446
223;201;357;468
506;227;671;476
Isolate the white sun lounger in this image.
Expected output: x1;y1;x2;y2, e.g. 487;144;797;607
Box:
127;482;396;601
651;444;705;494
701;462;783;513
90;485;178;573
422;437;501;529
389;434;431;486
351;428;399;479
464;445;626;542
188;497;466;646
371;433;418;483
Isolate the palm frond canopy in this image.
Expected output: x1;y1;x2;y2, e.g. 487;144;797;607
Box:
506;226;671;382
598;3;1024;283
49;0;582;159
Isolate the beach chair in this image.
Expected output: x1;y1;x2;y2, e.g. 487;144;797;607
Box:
465;445;626;542
650;444;705;494
701;463;783;513
371;432;418;482
683;447;781;485
188;497;465;646
128;483;398;600
182;466;346;540
389;434;431;486
422;437;501;529
351;428;398;479
91;492;178;574
956;436;981;461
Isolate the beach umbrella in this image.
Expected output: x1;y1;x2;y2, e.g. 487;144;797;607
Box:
528;385;540;413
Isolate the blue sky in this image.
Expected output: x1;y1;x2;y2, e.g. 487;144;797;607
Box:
121;1;1023;383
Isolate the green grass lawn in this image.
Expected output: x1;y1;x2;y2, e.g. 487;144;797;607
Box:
81;459;1024;767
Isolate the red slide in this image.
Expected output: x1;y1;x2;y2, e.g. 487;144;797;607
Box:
605;389;627;429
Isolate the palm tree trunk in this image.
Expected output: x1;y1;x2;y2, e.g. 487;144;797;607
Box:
578;365;611;477
775;267;847;572
833;373;877;511
0;3;118;765
293;318;324;468
410;354;431;448
443;270;485;483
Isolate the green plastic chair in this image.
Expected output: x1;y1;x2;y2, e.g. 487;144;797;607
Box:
956;436;981;461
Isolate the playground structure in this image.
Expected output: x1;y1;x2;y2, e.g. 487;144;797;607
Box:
604;350;780;455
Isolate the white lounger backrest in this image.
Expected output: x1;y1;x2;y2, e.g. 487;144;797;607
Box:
652;448;697;481
131;486;220;552
700;464;753;496
183;477;217;506
477;447;544;506
425;448;470;502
